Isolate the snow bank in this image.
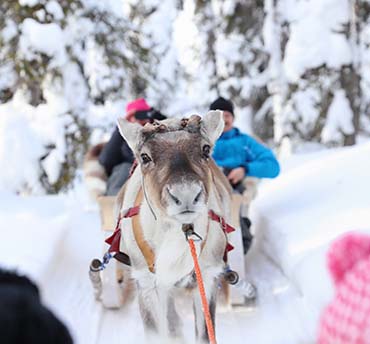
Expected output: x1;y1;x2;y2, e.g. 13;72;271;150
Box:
251;141;370;340
0;194;69;282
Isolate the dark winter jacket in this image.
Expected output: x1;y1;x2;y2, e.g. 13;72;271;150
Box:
212;128;280;178
98;128;134;176
0;269;73;344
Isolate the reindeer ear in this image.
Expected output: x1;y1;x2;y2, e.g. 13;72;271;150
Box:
201;110;224;144
117;118;142;153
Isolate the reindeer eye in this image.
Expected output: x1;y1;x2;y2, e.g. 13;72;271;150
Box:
202;145;211;159
140;153;152;164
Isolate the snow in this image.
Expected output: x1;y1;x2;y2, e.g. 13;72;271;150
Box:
173;1;200;76
45;1;64;21
0;194;69;280
19;19;67;66
2;19;17;42
0;90;75;193
321;89;355;144
283;0;352;82
0;61;16;91
41;149;63;185
1;0;370;340
0;102;45;193
2;0;366;195
250;141;370;340
19;0;40;7
1;140;369;343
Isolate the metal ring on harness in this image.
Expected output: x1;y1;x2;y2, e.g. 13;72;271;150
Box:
182;223;203;242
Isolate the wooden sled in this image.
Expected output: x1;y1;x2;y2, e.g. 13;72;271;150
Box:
228;193;247;306
95;194;247;308
95;196;132;309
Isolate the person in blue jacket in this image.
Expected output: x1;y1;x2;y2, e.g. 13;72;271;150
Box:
209;96;280;255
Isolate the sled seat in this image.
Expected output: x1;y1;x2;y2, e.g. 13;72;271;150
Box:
97;196;116;231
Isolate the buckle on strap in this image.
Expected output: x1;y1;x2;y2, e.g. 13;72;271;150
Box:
182;224;203;242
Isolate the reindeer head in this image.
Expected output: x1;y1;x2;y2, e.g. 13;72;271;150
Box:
117;111;224;224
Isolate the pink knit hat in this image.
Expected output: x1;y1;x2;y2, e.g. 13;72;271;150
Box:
318;232;370;344
125;98;151;113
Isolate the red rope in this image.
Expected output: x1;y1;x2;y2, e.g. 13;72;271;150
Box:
188;239;217;344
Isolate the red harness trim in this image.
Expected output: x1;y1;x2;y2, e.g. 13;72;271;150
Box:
105;206;140;253
128;159;138;178
208;210;235;234
105;207;235;255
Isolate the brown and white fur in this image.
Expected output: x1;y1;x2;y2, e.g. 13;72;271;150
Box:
83;143;107;200
117;111;232;343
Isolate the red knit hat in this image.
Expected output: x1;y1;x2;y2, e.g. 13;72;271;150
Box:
126;98;150;113
318;232;370;344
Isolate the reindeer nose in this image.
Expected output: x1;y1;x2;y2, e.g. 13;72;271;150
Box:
167;184;203;208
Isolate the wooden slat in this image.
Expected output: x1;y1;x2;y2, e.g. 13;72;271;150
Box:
97;196;116;231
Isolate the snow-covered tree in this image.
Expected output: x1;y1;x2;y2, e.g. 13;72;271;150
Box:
0;0;153;193
2;0;370;195
127;0;186;115
215;0;272;140
173;0;272;136
358;0;370;137
267;0;362;149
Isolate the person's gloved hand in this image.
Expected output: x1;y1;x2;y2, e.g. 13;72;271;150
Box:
227;166;246;185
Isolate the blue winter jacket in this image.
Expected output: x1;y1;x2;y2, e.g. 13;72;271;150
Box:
212;128;280;178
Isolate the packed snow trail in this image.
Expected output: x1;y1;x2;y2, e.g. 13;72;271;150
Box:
0;193;310;343
27;200;308;344
2;143;370;343
0;189;322;343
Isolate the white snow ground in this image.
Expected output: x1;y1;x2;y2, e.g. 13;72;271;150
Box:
1;141;370;344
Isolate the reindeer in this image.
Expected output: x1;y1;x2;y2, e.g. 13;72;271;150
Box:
113;111;233;343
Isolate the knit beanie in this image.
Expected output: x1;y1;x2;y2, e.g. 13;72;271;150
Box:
318;232;370;344
209;97;234;116
126;98;151;113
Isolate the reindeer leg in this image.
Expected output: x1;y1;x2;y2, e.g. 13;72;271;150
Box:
138;286;184;344
167;295;183;338
193;282;217;344
138;288;158;337
156;287;185;344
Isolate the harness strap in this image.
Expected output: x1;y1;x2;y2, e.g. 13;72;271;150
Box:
208;209;235;257
113;252;131;266
208;210;235;234
132;189;156;273
105;206;140;253
105;202;235;272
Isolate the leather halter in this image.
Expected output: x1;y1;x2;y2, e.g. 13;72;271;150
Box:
105;190;235;273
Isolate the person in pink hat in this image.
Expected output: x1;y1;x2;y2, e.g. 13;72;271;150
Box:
318;231;370;344
98;98;166;195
